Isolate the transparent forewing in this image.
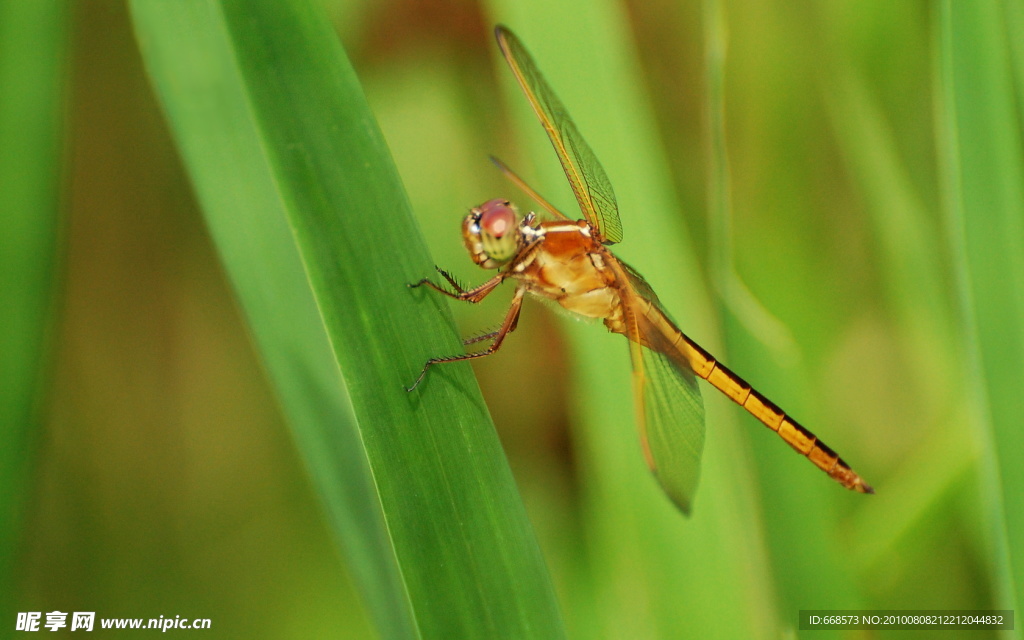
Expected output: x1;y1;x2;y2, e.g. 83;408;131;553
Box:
495;26;623;244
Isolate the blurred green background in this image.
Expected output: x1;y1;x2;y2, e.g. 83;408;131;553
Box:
3;0;1023;638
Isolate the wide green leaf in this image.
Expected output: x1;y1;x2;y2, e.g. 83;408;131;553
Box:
130;1;564;638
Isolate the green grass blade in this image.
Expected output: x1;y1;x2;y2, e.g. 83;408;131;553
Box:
939;0;1024;626
130;2;564;638
129;4;412;637
0;0;67;613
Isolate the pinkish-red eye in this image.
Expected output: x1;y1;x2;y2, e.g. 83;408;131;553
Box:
479;199;515;238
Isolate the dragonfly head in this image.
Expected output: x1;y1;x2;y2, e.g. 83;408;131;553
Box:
463;199;527;268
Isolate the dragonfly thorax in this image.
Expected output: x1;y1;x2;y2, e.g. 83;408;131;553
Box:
462;198;538;269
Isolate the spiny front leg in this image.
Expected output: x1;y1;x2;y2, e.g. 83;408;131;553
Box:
405;286;526;391
408;266;505;303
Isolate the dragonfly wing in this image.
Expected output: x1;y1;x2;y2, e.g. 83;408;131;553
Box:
495;26;624;244
616;260;707;514
627;323;706;515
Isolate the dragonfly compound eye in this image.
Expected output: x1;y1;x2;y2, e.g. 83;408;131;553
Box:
478;199;519;264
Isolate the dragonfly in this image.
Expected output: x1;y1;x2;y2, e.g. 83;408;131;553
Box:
408;25;873;513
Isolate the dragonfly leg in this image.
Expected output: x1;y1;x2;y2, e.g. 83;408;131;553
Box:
405;286;525;391
434;267;470;293
462;309;521;346
463;329;499;346
408;267;505;303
